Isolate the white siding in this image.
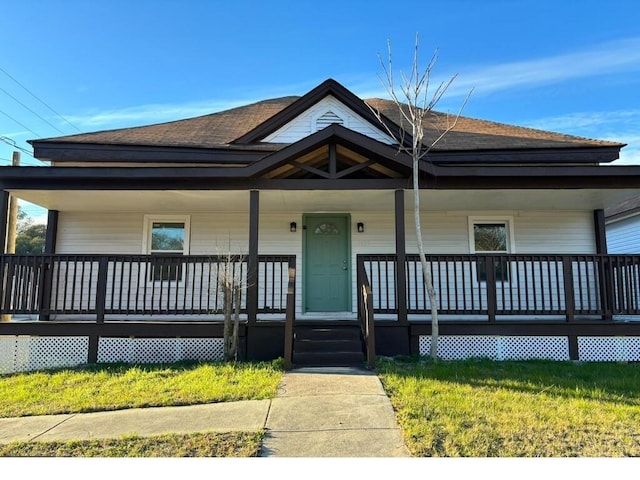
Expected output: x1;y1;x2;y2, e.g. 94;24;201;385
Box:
57;212;250;254
606;215;640;253
262;95;395;145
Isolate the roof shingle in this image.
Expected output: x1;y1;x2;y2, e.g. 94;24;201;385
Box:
33;93;624;152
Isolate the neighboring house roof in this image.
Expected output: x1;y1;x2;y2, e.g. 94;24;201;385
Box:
30;79;624;161
605;195;640;222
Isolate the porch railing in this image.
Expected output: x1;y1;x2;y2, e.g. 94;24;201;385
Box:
0;254;295;320
358;254;640;320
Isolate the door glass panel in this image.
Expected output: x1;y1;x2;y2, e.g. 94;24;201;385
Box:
314;223;340;235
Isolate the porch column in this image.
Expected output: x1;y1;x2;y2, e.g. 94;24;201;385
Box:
395;190;408;324
247;190;259;324
593;209;608;254
44;210;59;253
39;211;59;322
0;190;9;254
0;191;9;322
594;209;612;322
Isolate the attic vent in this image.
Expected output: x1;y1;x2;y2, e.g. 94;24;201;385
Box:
316;111;344;130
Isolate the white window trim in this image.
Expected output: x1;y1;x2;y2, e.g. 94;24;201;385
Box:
142;214;191;255
468;216;515;284
467;216;515;254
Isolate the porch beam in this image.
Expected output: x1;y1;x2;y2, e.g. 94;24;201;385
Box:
4;166;640;190
247;190;259;324
395;190;408;324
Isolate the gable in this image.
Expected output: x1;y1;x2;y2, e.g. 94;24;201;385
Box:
261;95;396;145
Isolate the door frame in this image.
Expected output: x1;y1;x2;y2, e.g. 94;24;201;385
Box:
302;213;352;313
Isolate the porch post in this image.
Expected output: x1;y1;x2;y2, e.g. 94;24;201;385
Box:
593;209;608;254
44;210;59;253
0;191;9;322
395;190;408;324
38;210;59;321
0;190;9;254
247;190;259;324
594;209;613;320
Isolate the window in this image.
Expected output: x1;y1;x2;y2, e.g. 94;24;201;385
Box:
469;217;514;282
143;215;190;281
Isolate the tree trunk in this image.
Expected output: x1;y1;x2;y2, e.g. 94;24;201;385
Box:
413;154;439;360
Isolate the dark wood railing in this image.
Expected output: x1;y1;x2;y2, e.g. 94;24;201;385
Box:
358;254;640;320
357;258;376;368
0;254;295;319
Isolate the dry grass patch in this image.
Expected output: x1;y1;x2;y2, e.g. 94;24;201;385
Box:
0;431;264;457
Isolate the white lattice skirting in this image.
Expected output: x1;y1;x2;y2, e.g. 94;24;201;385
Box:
418;335;571;361
0;336;89;374
577;337;640;362
0;336;225;374
98;338;224;363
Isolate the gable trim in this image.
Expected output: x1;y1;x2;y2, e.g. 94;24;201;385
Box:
232;78;409;146
244;123;423;178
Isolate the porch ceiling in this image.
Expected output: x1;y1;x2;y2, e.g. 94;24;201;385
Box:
11;188;640;213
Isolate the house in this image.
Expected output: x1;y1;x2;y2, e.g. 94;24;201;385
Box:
1;78;640;373
606;196;640;253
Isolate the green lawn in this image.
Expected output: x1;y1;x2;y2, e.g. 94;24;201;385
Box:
0;431;264;457
378;358;640;457
0;360;283;418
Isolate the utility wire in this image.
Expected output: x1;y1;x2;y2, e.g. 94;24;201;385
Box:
0;66;83;134
0;108;42;137
0;135;42;162
0;85;67;136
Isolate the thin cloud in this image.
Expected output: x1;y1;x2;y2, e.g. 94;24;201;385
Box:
65;37;640;132
522;110;640;166
523;110;640;133
353;37;640;100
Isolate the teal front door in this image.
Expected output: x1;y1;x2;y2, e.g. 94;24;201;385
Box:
304;214;351;312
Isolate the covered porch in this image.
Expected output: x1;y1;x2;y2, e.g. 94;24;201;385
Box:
2;154;640;371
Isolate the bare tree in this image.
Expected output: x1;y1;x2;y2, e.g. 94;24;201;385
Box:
370;34;471;359
217;249;245;361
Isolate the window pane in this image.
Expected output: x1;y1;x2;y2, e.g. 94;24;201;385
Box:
474;224;506;252
151;222;184;251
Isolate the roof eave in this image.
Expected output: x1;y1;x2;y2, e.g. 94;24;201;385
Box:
30;141;276;164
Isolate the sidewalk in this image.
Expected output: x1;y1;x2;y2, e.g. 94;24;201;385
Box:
0;366;410;457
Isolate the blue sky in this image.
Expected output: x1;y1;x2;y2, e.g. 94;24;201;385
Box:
2;0;640;219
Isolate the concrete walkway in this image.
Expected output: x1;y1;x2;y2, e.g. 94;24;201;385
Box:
0;367;409;457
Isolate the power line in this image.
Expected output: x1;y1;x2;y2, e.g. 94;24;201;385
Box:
0;85;67;135
0;108;42;137
0;135;42;163
0;66;83;134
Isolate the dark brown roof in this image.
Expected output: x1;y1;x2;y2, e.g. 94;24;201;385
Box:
34;89;624;153
367;98;623;151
